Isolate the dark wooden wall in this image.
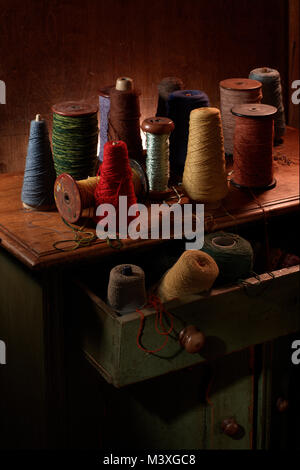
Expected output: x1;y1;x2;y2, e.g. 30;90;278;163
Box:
0;0;291;173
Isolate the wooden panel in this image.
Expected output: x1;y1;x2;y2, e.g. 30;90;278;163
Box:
289;0;300;128
0;0;288;173
0;128;298;269
78;266;300;387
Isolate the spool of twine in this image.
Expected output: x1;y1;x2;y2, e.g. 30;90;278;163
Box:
21;114;56;210
219;78;262;155
167;90;210;179
52;101;98;180
201;232;253;284
99;85;114;161
107;264;147;314
231;103;277;190
182;107;228;206
94;140;137;229
249;67;286;142
108;77;143;161
156;250;219;303
141;117;174;197
54;159;148;224
156;76;184;117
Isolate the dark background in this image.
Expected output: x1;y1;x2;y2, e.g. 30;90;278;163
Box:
0;0;298;173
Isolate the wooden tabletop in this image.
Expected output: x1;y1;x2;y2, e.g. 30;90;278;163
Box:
0;127;298;271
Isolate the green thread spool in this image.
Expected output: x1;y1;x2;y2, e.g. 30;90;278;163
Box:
201;232;253;285
52;101;99;180
141;117;174;199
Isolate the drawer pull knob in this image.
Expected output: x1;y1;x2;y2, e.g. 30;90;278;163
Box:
276;397;289;413
178;325;205;354
221;418;243;438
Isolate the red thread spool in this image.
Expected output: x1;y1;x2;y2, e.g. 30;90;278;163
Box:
231;103;277;190
94;140;137;229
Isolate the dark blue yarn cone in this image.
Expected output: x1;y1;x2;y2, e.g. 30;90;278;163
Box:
21;119;56;208
167;90;210;178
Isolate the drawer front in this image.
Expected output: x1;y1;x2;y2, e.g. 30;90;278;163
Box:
75;266;300;387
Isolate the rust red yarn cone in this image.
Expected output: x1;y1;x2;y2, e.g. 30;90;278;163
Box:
94;140;138;230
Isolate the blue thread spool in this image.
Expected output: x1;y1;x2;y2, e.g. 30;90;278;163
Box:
98;85;114;161
21;114;56;210
201;232;253;285
167;90;210;180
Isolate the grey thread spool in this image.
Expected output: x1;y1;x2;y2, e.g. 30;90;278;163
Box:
141;117;174;196
107;264;147;315
249;67;286;142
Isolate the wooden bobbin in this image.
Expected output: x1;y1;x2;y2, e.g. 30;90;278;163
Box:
231;103;277;190
52;101;98;116
141;117;174;200
219;78;262;92
115;77;133;91
54;159;149;223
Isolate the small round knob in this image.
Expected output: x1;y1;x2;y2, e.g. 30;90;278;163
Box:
276;397;289;413
141;117;175;135
221;418;242;438
178;326;205;354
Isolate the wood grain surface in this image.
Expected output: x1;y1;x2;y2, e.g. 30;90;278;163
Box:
0;127;298;270
0;0;289;173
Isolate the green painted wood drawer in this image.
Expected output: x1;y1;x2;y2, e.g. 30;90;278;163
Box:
74;265;300;388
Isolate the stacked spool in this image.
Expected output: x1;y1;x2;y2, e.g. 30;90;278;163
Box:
230;103;277;190
108;77;144;161
182;107;228;207
141;117;174;199
249;67;286;143
54;159;148;224
167;89;210;179
219;78;262;155
21;114;56;211
156;77;184;117
52;101;99;180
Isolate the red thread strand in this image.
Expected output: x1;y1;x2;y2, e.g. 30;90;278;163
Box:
136;294;174;354
233;116;274;188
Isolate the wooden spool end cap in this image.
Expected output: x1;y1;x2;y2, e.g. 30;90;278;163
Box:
22;202;55;211
54;173;82;223
141;117;175;134
116;77;133;91
220;78;262;91
231;103;277;118
52;101;98;117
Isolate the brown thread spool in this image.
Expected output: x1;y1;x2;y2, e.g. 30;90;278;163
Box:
231;103;277;190
220;78;262;155
54;159;148;223
107;264;147;315
108;77;143;161
156;250;219;303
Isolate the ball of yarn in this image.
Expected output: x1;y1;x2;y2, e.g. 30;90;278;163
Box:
21;116;56;210
157;250;219;303
182;107;228;205
107;264;147;315
201;232;253;284
156;77;184;117
249;67;286;141
167;90;210;177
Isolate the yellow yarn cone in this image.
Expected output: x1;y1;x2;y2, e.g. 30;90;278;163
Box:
157;250;219;303
182;107;228;205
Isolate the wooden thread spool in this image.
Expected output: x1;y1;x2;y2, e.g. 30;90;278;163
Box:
220;78;262;155
231;103;277;190
54;159;148;223
141;117;174;200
